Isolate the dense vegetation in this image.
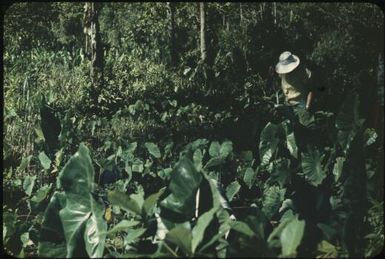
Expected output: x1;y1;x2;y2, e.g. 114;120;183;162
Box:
3;2;384;258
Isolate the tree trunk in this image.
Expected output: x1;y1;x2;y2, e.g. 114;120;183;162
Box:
239;3;243;27
168;2;177;67
200;2;207;63
377;52;384;200
264;2;273;24
273;2;277;25
84;2;104;95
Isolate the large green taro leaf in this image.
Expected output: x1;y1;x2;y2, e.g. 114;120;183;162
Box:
58;143;94;195
335;94;364;154
57;143;107;258
280;216;305;257
268;213;305;257
38;192;67;258
259;123;285;166
165;224;193;255
191;175;223;254
262;185;286;219
160;157;202;218
300;146;326;187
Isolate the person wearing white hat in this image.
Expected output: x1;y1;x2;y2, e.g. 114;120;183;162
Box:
275;51;314;110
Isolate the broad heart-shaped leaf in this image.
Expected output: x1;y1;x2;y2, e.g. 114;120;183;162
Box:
209;141;221;157
165;224;193;255
108;190;143;215
204;156;225;169
332;157;345;182
280;216;305;257
266;158;291;187
23;175;37;196
190;176;226;253
243;167;258;189
106;220;140;235
39;151;51;170
31;184;52;203
83;199;108;257
259;123;285;166
226;181;241;202
17;155;32;173
300;147;327;187
282;120;298;159
38;192;67;258
262;186;286;219
219;141;233;158
229;221;256;237
58;143;94;195
145;142;161;159
193;149;203;171
57;143;107;258
160;157;202;218
335;94;364;154
209;141;233;159
191;207;217;253
143;187;166;216
286;132;298;159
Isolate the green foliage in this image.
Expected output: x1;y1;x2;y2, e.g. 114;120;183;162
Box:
300;146;327;187
160;157;202;218
3;2;383;258
38;152;51;170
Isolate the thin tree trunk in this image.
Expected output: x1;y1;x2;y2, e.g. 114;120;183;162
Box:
84;2;104;94
200;2;207;63
168;2;177;67
264;2;273;24
273;2;277;25
377;52;384;200
240;3;243;27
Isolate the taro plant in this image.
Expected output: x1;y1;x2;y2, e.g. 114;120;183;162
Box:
38;143;107;258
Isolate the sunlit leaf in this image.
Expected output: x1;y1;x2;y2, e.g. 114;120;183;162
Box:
145;142;161;159
226;181;240;202
259;123;285;166
160;157;202;218
39;151;51;170
124;228;147;244
17;155;32;173
280;216;305;257
192;207;217;253
301;147;326;187
262;186;286;219
39;192;67;257
107;220;140;235
57;143;107;258
132;159;144;173
108;190;143;215
165;224;192;255
332;157;345;182
209;141;221;157
31;184;52;203
243;167;257;189
143;188;166;216
230;221;255;237
220;141;233;158
23;175;37;196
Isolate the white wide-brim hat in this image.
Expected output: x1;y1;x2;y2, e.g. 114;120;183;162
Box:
275;51;300;74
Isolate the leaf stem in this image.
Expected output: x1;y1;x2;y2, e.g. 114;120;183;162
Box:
163;242;179;258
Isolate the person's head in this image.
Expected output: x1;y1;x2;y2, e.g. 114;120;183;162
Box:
275;51;300;77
